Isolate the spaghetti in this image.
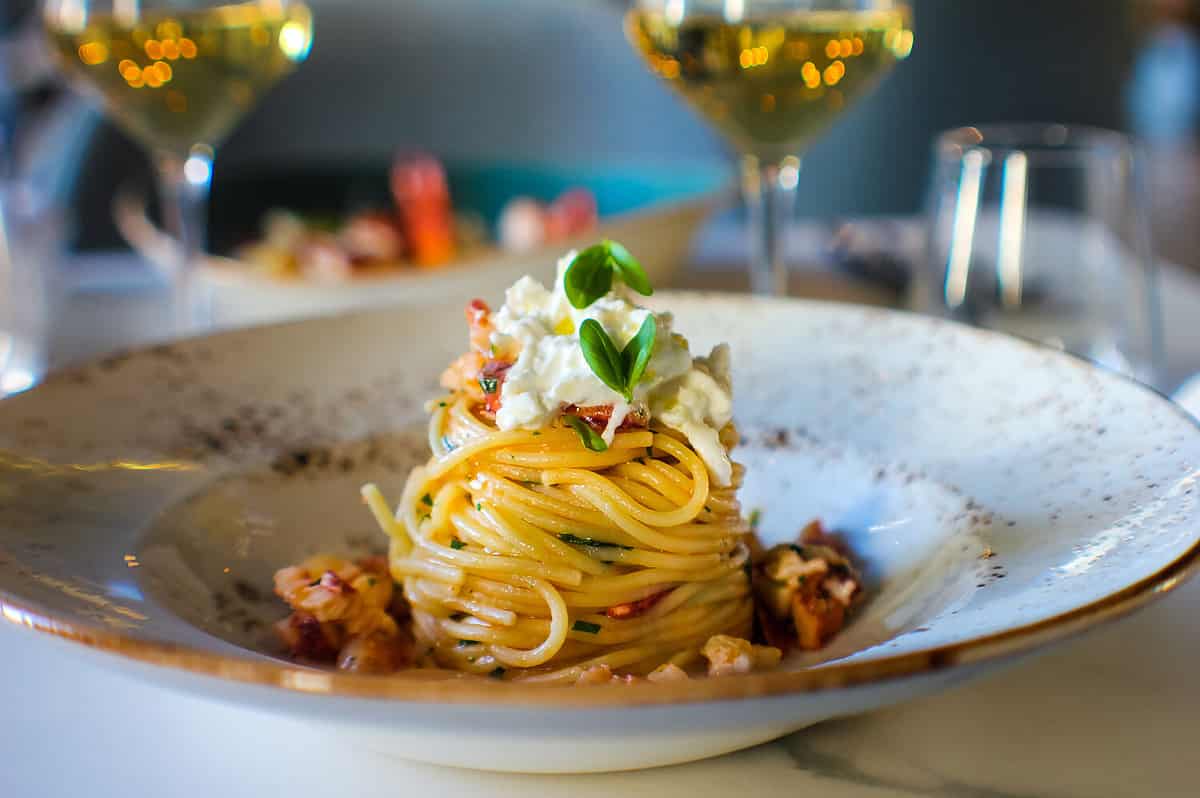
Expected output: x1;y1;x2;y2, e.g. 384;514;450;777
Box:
272;243;860;681
364;393;752;682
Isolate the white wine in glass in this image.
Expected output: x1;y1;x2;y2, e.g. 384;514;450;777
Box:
627;1;912;294
44;0;313;331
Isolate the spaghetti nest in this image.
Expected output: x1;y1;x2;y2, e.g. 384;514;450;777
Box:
364;392;752;683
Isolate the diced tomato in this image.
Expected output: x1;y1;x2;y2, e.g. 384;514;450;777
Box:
478;359;512;413
465;299;493;354
606;588;671;620
562;403;650;433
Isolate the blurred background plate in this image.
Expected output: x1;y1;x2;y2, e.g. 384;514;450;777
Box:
115;159;731;325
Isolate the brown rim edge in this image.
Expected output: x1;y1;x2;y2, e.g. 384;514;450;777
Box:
2;536;1197;708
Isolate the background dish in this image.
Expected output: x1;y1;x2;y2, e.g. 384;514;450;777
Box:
0;296;1196;772
115;160;731;326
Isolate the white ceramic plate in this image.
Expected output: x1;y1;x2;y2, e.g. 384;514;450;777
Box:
0;295;1196;773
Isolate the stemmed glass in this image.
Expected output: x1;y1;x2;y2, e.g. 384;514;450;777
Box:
43;0;313;332
627;0;913;295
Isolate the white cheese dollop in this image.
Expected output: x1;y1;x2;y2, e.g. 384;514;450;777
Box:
490;252;734;485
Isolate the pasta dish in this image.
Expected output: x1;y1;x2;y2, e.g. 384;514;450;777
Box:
273;241;862;683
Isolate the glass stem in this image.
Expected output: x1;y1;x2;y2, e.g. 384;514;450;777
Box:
154;146;213;334
742;153;801;296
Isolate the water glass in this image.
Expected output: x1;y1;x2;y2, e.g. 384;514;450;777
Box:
920;124;1163;386
0;180;63;395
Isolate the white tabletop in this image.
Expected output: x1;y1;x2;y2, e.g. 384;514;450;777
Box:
3;251;1200;796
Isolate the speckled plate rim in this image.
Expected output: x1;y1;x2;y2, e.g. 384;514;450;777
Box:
1;298;1198;708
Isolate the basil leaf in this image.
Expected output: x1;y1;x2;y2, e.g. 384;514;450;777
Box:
605;239;653;296
564;245;614;309
621;315;657;398
572;620;602;634
579;319;628;400
564;414;608;452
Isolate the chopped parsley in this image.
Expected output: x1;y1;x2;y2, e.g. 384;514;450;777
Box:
476;502;482;511
438;401;447;407
748;508;762;529
572;620;602;634
450;538;466;550
479;375;499;395
559;533;633;550
420;493;433;507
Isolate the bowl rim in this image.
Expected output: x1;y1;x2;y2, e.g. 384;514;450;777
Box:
2;295;1198;708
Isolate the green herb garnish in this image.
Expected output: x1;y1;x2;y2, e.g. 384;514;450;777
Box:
476;502;482;511
578;316;656;403
367;577;377;587
572;620;602;634
559;533;632;550
479;375;499;395
748;508;762;530
564;414;608;452
420;493;433;507
450;538;466;550
564;240;653;309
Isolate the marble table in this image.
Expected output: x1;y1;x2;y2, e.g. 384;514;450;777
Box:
2;251;1199;797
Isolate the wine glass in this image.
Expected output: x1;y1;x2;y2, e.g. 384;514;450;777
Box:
627;0;913;295
43;0;313;332
922;124;1163;386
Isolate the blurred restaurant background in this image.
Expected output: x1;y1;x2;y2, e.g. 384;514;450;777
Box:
3;0;1200;386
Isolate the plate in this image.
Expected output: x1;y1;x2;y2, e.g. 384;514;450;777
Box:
115;161;730;326
0;295;1197;772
